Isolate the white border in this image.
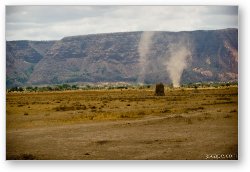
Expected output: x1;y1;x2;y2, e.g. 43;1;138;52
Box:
2;0;240;5
1;1;249;172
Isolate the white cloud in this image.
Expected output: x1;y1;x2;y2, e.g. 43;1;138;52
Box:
6;6;238;40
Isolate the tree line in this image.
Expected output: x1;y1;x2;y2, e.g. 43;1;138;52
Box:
7;84;79;92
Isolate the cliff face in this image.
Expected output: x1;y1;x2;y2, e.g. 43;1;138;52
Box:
6;40;55;87
6;29;238;88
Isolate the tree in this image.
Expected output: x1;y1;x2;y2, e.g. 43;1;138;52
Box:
71;85;79;90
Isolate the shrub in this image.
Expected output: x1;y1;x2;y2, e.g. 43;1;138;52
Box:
160;108;171;113
8;87;24;92
138;111;146;116
230;109;237;113
55;105;75;111
71;85;79;90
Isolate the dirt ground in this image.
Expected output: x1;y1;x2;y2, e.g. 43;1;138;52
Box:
6;87;238;160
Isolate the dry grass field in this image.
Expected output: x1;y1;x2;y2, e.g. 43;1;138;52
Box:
6;86;238;160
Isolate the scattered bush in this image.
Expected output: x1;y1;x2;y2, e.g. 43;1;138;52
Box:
224;114;232;118
120;114;129;118
55;105;75;111
184;106;204;113
137;111;146;116
54;103;86;111
90;106;96;109
160;108;171;113
230;109;237;113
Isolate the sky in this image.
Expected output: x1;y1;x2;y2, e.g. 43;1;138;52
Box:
6;6;238;41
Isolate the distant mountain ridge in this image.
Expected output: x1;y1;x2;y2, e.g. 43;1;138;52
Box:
6;29;238;88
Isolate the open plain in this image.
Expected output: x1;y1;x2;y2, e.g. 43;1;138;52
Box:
6;86;238;160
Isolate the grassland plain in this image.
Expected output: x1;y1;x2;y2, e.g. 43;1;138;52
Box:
6;86;238;160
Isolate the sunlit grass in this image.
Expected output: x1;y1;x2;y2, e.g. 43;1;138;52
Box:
6;86;238;130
